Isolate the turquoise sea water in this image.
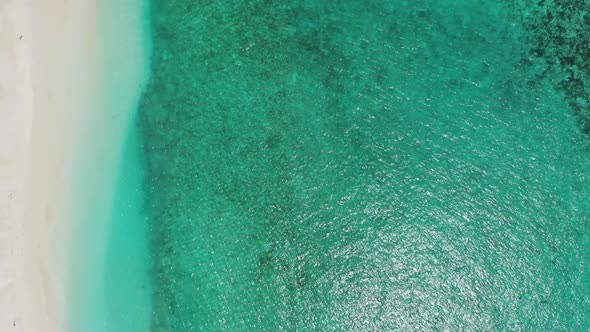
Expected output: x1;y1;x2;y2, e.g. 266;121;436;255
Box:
137;0;590;330
125;0;590;330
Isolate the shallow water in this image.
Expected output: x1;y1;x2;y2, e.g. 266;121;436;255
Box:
139;1;590;330
101;126;153;332
67;0;152;331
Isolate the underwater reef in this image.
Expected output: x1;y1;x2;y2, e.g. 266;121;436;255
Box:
509;0;590;134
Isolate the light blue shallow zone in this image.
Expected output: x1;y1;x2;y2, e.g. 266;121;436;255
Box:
67;0;152;330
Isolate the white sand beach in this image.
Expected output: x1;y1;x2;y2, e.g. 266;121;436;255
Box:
0;1;100;331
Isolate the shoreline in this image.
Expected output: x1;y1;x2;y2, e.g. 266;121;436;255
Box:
1;0;150;331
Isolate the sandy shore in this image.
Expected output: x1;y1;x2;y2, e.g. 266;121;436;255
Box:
0;1;99;331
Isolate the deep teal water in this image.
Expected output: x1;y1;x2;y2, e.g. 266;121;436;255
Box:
138;0;590;330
